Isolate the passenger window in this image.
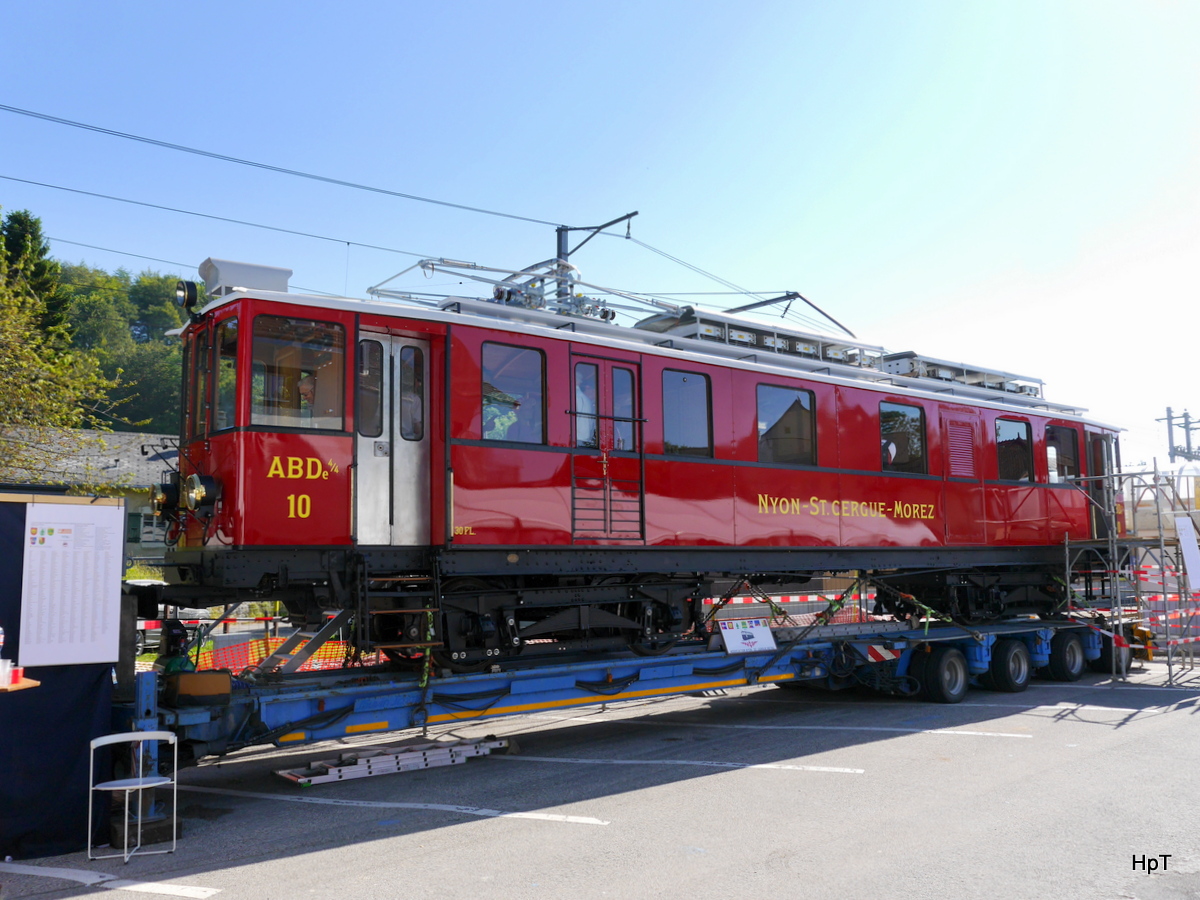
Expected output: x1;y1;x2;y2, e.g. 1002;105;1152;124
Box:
757;384;816;465
399;346;424;441
214;318;238;431
1046;424;1079;483
996;418;1033;482
662;370;711;457
880;402;926;474
356;340;384;438
250;315;346;430
574;362;599;448
482;342;544;443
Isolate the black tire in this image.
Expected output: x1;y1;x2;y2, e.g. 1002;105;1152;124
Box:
133;629;146;657
985;639;1031;693
906;645;931;696
1048;631;1086;682
921;645;969;704
1089;636;1133;675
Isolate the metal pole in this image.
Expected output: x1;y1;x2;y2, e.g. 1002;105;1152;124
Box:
556;226;570;301
1166;407;1176;463
1186;411;1194;462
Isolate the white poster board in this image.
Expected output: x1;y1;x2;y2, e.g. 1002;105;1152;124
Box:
718;618;777;654
18;501;124;666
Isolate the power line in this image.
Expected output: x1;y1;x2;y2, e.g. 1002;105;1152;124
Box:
1;174;434;259
0;105;835;316
47;235;338;296
0;103;561;228
48;238;194;271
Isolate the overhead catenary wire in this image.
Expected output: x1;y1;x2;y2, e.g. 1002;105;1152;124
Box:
0;174;436;261
0;103;561;228
47;236;338;295
2;104;848;320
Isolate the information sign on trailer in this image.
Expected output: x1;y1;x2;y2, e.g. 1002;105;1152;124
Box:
718;619;778;654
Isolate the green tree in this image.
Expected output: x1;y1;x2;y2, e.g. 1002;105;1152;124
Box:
0;211;118;482
55;265;184;433
105;340;182;433
1;209;68;330
128;271;187;340
59;264;138;355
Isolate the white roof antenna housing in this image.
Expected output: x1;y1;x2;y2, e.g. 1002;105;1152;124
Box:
199;258;292;297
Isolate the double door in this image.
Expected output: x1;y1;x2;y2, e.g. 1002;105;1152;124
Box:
571;355;644;541
355;335;430;545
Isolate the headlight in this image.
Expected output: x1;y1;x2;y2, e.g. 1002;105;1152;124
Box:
183;474;219;512
150;481;179;517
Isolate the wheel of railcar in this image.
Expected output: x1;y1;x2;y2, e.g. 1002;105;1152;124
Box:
985;639;1031;692
431;577;498;674
921;645;969;703
624;575;686;656
1047;631;1085;681
627;625;680;657
1088;635;1133;675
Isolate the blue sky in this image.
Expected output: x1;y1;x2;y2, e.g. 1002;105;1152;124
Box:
2;1;1197;464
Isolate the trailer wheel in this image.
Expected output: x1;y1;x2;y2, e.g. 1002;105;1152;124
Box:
1048;632;1085;681
921;646;969;704
906;644;931;696
985;639;1030;692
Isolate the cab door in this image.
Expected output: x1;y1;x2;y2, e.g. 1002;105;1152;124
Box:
355;336;431;545
570;356;644;542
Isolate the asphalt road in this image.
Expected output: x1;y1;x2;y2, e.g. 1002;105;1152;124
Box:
4;659;1199;900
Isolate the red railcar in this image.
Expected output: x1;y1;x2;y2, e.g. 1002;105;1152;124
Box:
157;259;1121;670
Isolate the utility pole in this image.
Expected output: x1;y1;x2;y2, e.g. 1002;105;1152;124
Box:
1158;408;1200;462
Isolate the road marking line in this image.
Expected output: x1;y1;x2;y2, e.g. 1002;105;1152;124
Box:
490;755;864;774
1027;683;1200;693
0;863;219;897
538;714;1031;738
179;785;608;825
931;700;1137;715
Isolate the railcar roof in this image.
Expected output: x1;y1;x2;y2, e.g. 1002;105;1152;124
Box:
191;288;1120;431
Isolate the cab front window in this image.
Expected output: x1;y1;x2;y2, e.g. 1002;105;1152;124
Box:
251;315;346;430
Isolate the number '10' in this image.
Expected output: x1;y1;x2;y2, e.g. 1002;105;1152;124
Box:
287;494;312;518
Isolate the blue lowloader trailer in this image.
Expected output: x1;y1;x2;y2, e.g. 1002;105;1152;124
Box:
121;616;1110;762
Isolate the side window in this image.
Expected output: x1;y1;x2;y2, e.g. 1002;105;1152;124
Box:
757;384;816;465
181;336;194;438
213;318;238;432
399;346;424;441
482;342;544;443
880;401;926;474
1046;424;1079;483
996;418;1033;482
662;370;712;457
356;340;384;438
191;328;211;438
